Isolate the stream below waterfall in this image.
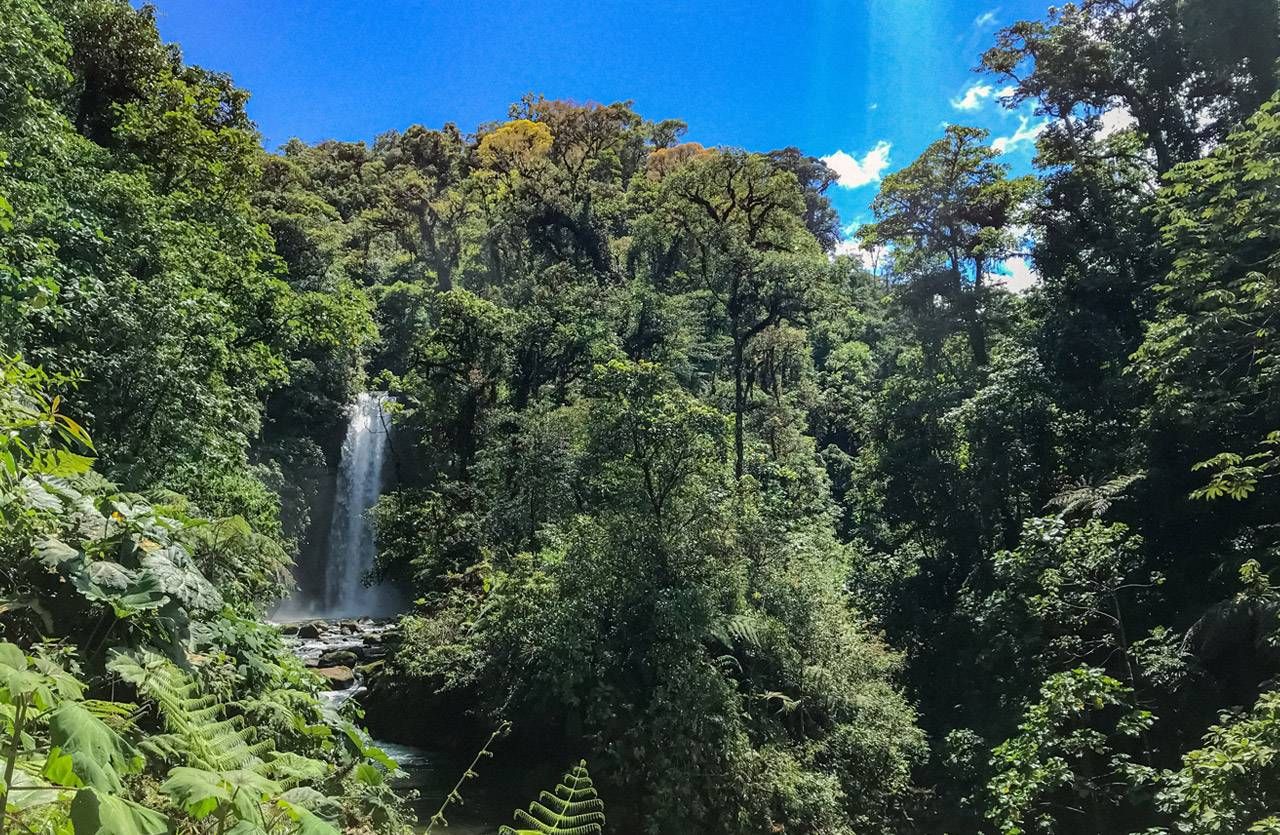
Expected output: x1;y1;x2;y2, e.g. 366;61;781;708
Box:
273;394;514;831
279;618;509;833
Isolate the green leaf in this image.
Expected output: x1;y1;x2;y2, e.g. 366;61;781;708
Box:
139;546;222;612
277;788;339;817
339;724;398;770
278;796;342;835
32;449;96;478
48;703;143;793
43;747;82;787
70;787;172;835
353;762;383;787
7;769;70;810
160;768;279;822
37;538;81;569
158;767;229;820
261;752;330;784
21;476;62;511
73;566;169;617
0;641;28;671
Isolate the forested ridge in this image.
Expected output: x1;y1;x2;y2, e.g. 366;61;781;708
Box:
1;0;1279;832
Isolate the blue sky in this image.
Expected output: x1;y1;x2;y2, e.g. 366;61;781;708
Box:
146;0;1051;239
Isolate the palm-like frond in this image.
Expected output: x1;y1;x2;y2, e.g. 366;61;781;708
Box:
499;760;605;835
1047;472;1143;519
107;650;271;772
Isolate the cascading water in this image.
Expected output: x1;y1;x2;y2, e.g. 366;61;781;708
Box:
321;391;394;616
278;391;399;619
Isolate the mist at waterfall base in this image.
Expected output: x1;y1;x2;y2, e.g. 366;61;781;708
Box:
277;392;404;620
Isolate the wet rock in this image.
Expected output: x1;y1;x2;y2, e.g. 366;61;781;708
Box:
277;623;300;636
356;659;385;677
297;621;324;640
339;619;360;634
316;666;354;689
318;649;359;668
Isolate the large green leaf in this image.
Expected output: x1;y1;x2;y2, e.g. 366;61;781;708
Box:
43;747;81;788
31;448;95;478
261;752;330;785
277;799;341;835
158;767;229;820
36;537;81;569
223;820;269;835
0;661;53;705
73;566;169;617
139;546;222;612
83;561;133;592
7;769;71;811
30;655;87;701
0;641;27;671
159;767;279;822
21;476;61;511
48;703;143;793
277;787;340;818
70;787;171;835
338;723;398;770
0;643;83;709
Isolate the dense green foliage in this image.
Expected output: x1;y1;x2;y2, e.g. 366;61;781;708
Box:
2;0;1280;832
0;352;411;834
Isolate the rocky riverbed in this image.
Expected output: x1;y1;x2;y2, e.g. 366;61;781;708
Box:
277;617;395;708
275;617;508;833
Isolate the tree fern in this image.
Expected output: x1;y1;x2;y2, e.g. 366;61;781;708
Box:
498;760;604;835
107;649;271;772
1046;472;1143;519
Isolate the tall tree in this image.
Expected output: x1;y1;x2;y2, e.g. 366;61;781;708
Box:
644;150;820;477
859;125;1033;366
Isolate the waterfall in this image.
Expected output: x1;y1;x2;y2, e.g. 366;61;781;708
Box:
322;391;393;616
278;391;399;619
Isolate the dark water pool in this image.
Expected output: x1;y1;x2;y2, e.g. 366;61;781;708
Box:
377;740;512;834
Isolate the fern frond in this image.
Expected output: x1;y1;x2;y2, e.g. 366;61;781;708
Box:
1047;472;1143;519
708;611;769;651
498;760;604;835
107;649;271;772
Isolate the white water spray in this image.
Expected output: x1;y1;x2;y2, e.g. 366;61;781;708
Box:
323;391;394;615
278;392;398;619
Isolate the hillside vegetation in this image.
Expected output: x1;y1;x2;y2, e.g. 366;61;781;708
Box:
2;0;1280;832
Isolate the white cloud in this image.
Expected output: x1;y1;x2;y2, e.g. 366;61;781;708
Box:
996;85;1018;103
992;114;1047;153
952;83;995;111
974;9;999;28
831;222;884;271
993;256;1038;293
821;142;892;190
1095;105;1136;138
834;238;884;272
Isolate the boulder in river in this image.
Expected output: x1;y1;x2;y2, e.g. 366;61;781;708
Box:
318;649;359;668
316;666;355;689
297;621;325;640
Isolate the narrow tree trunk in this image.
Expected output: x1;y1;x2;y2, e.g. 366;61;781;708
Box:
967;263;989;366
733;337;745;480
0;695;28;835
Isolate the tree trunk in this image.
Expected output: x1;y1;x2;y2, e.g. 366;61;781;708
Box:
733;336;745;479
967;263;989;366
